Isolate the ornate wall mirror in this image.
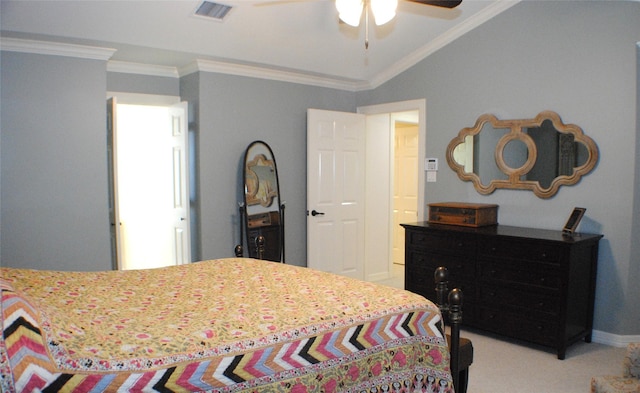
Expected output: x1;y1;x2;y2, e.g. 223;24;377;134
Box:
236;141;285;262
446;111;598;198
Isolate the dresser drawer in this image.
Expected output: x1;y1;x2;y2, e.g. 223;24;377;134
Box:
479;260;562;289
476;306;557;347
404;269;431;299
406;275;477;320
404;254;476;301
478;239;562;264
404;274;476;302
406;230;476;256
478;285;559;316
405;249;475;278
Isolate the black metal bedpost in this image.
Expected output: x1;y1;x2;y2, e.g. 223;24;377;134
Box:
434;266;449;316
235;203;245;257
449;288;463;392
256;235;265;260
280;202;285;264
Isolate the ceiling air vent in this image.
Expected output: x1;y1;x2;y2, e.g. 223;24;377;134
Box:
194;1;233;21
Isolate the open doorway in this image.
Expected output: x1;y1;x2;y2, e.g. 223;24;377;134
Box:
107;95;191;270
392;115;419;266
359;100;425;288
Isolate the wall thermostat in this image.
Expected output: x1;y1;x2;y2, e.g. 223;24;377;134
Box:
426;158;438;171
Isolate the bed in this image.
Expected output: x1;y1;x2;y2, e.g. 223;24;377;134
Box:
1;258;454;392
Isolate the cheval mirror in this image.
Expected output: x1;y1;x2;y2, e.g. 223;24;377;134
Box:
236;141;285;262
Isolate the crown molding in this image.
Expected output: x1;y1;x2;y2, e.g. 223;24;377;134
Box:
369;0;521;89
107;60;179;78
0;37;116;61
182;59;369;92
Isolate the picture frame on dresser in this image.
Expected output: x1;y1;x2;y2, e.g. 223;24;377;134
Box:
563;207;586;234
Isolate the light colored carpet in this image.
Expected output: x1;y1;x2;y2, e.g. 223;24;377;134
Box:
462;328;625;393
375;264;627;393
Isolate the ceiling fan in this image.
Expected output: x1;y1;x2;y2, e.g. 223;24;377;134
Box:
337;0;462;48
255;0;462;49
337;0;462;25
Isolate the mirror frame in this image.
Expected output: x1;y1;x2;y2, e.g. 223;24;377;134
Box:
446;111;599;198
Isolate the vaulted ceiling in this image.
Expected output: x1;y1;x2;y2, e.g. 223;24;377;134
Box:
1;0;518;89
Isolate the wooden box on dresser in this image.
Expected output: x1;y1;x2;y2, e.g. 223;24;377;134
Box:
401;222;603;359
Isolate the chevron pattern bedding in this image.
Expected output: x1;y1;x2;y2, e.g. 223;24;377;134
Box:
1;258;453;392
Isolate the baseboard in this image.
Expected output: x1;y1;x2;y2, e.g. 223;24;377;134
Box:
368;271;391;282
592;330;640;347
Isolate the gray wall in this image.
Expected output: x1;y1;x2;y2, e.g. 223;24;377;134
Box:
1;52;112;271
2;57;356;271
191;72;355;266
107;72;179;97
1;1;638;336
631;42;640;336
357;1;640;335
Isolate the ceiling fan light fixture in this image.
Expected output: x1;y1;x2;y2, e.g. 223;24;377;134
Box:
336;0;363;27
371;0;397;25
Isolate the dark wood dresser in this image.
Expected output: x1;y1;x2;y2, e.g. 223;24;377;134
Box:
401;222;603;359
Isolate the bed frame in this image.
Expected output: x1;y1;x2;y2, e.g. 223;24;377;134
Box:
435;266;473;393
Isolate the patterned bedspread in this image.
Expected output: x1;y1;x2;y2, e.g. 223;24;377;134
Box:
1;258;453;392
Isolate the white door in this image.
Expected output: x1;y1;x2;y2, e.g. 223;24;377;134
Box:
393;123;419;265
107;97;123;270
108;100;190;270
169;102;191;265
307;109;366;279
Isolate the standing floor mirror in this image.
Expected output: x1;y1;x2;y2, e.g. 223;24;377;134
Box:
236;141;285;262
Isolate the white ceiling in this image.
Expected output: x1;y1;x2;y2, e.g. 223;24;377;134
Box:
1;0;518;89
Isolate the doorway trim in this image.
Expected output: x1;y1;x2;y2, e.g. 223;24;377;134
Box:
107;92;181;106
357;99;426;220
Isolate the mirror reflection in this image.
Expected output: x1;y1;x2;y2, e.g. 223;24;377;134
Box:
237;141;285;262
246;153;278;208
446;111;598;198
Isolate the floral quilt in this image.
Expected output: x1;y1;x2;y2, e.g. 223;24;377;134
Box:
1;258;453;392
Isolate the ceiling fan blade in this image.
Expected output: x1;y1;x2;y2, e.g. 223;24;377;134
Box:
406;0;462;8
